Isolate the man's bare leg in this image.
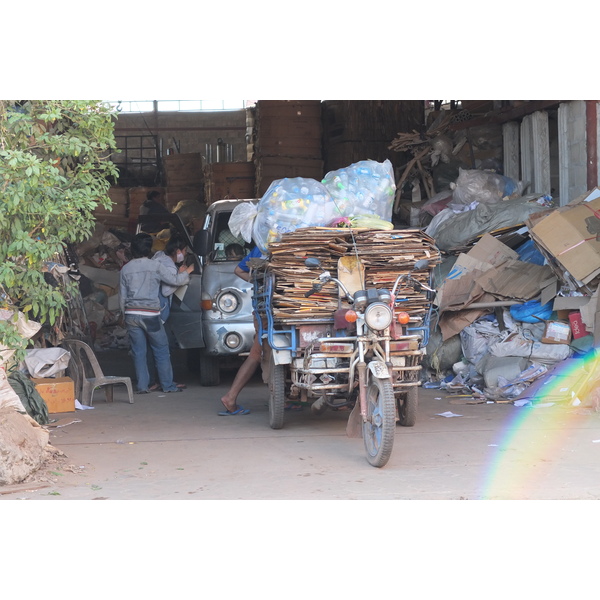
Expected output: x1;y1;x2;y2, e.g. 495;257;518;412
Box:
220;355;260;412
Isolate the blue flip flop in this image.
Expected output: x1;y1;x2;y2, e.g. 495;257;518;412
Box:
218;406;250;416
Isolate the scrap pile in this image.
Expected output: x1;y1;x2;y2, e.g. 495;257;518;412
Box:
263;227;440;322
427;195;600;407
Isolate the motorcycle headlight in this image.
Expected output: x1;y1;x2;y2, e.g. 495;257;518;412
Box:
217;292;239;314
364;302;393;331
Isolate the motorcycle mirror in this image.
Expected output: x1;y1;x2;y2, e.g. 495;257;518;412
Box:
305;257;321;268
413;259;430;271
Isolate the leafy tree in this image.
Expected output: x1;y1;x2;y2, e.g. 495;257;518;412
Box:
0;100;118;365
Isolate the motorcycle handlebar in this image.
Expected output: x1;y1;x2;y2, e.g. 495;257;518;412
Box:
304;275;354;303
392;274;434;295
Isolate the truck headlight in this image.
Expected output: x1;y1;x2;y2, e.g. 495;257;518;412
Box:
217;292;239;313
364;303;392;331
224;332;242;349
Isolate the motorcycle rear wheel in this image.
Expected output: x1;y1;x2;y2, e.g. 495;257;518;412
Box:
397;386;418;427
363;377;396;467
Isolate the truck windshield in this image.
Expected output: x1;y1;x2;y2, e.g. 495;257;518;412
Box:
213;211;248;262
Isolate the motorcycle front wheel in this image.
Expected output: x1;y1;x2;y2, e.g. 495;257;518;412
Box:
363;376;396;467
268;355;286;430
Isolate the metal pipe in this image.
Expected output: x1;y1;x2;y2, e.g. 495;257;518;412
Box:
463;300;520;309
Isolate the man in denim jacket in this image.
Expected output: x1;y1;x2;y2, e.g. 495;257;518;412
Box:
119;233;193;393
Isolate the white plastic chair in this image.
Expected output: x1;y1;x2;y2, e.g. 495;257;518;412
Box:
62;339;134;406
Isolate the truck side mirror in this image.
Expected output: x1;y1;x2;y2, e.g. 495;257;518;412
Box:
193;230;209;256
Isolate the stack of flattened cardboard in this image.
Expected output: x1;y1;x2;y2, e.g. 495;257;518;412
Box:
203;162;256;205
264;227;440;322
253;101;324;197
437;233;557;340
162;153;204;213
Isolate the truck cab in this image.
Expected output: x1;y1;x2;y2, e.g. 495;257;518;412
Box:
137;198;257;386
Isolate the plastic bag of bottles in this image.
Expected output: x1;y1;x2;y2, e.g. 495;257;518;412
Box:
321;159;396;222
252;177;339;252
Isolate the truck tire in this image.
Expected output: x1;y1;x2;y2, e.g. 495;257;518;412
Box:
199;354;220;387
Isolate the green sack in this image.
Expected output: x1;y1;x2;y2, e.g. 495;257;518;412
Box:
7;371;50;425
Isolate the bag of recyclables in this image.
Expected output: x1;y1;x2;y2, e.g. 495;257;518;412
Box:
252;160;397;252
322;159;396;222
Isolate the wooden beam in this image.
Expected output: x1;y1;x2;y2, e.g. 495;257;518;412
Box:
587;100;598;190
447;101;562;131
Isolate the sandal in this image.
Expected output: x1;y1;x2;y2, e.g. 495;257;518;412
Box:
218;406;250;416
152;382;186;391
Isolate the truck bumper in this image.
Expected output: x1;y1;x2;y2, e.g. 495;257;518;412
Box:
202;320;256;356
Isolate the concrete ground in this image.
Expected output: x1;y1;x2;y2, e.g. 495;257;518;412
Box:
4;347;600;501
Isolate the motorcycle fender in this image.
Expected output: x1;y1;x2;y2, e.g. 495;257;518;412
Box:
272;334;292;365
368;360;390;379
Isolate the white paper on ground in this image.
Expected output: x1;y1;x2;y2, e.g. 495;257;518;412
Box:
75;399;94;410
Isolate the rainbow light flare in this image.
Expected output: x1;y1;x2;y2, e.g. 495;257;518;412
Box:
478;351;600;500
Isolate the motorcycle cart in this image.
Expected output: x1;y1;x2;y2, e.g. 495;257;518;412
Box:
253;227;440;467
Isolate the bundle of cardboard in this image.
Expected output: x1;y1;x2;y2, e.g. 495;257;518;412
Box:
263;227;440;323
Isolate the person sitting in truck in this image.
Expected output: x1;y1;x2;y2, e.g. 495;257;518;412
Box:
225;243;245;261
215;227;245;259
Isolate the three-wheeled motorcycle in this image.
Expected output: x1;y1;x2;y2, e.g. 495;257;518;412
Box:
252;227;439;467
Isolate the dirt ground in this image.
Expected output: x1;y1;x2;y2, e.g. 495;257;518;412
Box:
5;345;600;600
3;347;600;502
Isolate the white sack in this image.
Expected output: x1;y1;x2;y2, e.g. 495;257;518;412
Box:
24;348;71;378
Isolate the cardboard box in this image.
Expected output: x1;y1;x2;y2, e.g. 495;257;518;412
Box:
467;233;519;266
530;188;600;283
568;311;589;339
541;321;572;345
32;377;75;413
553;295;590;313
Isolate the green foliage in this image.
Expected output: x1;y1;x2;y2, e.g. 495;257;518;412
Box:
0;100;118;363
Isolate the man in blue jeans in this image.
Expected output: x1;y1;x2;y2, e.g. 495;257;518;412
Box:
119;233;194;394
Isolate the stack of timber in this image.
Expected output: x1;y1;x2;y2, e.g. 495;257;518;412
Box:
321;100;424;175
262;227;440;323
203;161;256;205
162;153;204;210
253;101;324;197
93;187;129;230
